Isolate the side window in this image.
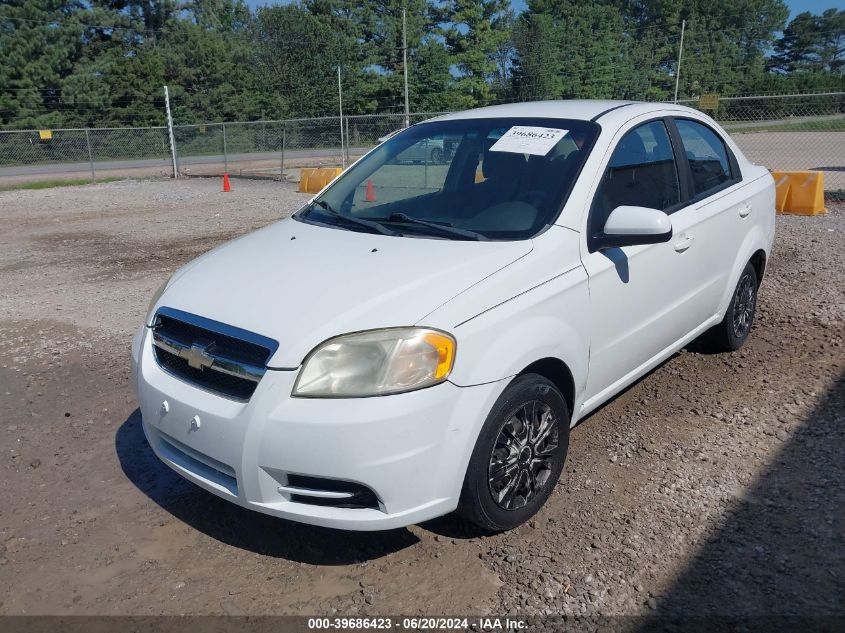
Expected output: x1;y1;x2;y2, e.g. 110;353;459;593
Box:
590;120;680;236
675;119;734;196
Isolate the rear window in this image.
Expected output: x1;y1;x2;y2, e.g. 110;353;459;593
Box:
676;119;734;196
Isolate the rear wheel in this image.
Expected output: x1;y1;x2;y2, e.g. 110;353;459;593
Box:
702;262;758;352
457;374;570;532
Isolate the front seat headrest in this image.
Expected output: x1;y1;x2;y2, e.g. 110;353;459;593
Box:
482;151;527;180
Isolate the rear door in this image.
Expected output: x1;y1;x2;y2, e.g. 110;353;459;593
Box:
667;117;747;315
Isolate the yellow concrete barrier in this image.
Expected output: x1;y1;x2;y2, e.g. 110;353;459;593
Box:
771;170;826;216
298;167;342;194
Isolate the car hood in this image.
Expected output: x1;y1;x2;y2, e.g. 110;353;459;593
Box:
155;218;532;367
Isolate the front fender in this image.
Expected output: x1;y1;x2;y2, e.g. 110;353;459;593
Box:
446;267;591;414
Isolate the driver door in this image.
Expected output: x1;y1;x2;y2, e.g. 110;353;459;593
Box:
580;118;704;406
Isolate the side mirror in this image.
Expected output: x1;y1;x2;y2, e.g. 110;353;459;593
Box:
594;205;672;250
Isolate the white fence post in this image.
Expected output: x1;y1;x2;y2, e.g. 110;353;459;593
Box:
163;85;178;178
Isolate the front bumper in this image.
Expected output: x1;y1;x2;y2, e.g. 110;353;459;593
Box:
131;326;504;530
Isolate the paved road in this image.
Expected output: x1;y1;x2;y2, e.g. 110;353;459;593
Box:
0;148;355;178
731;131;845;189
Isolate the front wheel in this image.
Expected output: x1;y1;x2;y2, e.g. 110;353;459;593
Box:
457;374;570;532
702;262;759;352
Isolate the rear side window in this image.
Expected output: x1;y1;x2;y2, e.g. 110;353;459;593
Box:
675;119;733;196
590;120;681;236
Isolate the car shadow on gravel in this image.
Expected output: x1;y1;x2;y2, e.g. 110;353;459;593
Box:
642;370;845;627
115;409;420;564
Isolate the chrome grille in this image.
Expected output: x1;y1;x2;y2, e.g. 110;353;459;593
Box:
150;307;279;401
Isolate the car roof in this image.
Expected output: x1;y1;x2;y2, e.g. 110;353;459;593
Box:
426;99;696;124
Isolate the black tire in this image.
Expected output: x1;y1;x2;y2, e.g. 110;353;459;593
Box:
430;147;444;164
457;374;570;532
702;262;759;352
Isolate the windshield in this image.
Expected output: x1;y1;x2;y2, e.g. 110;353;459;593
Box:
296;117;600;241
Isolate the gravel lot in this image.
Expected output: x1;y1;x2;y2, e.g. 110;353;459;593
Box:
0;178;842;624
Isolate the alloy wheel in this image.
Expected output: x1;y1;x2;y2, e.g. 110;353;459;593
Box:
732;273;756;338
488;400;559;510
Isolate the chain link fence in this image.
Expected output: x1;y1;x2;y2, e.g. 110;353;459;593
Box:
1;93;842;190
0;126;173;178
172;112;445;178
679;92;845;190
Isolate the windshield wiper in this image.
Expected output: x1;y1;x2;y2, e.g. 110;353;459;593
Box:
310;200;399;236
384;212;486;241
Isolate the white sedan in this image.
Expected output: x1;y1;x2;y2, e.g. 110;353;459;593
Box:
132;100;775;531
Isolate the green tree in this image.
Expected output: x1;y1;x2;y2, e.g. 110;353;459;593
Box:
515;0;635;100
512;0;790;101
411;38;462;111
160;4;267;123
511;12;560;101
91;0;187;33
770;9;845;74
657;0;787;97
435;0;513;107
364;1;436;113
0;1;89;127
302;0;384;114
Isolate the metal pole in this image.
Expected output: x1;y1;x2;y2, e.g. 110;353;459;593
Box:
345;117;350;165
84;128;95;180
222;122;228;173
281;126;286;179
403;8;410;128
337;66;345;169
163;85;178;178
673;19;686;104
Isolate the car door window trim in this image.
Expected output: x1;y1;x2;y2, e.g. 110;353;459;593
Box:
586;116;683;252
666;116;743;206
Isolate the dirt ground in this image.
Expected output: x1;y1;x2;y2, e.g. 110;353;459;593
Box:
0;178;842;623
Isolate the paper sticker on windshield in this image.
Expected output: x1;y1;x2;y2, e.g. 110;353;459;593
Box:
489;126;569;156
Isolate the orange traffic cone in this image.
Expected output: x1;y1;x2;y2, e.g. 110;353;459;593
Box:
365;179;376;202
222;173;231;192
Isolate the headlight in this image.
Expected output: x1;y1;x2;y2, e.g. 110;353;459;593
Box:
146;276;172;322
293;327;456;397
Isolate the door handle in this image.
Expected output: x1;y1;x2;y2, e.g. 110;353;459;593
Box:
739;203;752;218
674;235;695;252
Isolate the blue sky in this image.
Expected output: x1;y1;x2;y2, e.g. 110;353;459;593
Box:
244;0;844;20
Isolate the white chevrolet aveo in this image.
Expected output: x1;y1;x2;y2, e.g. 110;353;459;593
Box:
132;100;775;532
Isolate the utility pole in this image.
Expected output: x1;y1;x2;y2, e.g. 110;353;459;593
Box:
402;8;410;128
163;85;178;178
673;19;686;104
337;66;345;169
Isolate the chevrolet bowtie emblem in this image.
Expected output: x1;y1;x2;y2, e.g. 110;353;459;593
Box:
180;341;215;370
